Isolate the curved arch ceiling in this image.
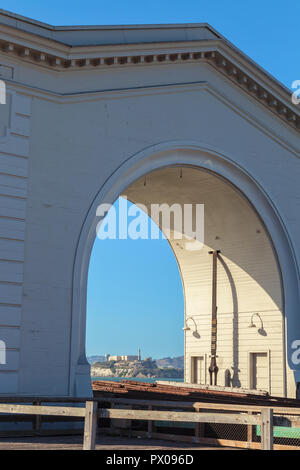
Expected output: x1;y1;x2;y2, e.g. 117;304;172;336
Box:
125;166;285;393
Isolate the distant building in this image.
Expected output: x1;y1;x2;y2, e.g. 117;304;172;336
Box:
108;355;139;362
122;355;138;361
108;355;121;361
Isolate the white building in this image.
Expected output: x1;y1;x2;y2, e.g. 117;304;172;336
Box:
0;9;299;399
108;355;139;361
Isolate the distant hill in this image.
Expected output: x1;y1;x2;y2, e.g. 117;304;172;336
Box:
88;355;184;370
91;357;183;379
87;355;105;365
155;356;184;369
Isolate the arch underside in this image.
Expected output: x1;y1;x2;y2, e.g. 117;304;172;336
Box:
72;146;299;399
125;166;288;396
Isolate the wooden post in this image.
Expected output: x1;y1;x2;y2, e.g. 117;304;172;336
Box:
147;405;153;438
195;407;204;441
83;401;98;450
33;401;41;435
247;411;253;448
261;408;273;450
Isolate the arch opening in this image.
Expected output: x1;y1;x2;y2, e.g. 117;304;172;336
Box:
86;196;185;383
70;145;300;399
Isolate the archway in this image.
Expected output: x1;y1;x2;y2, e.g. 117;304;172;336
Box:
70;143;300;398
86;196;185;381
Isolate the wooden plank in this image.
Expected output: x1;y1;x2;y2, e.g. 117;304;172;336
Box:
98;408;260;425
193;402;300;416
95;397;196;409
192;402;300;417
0;397;87;403
83;401;98;451
0;395;299;417
99;428;300;451
0;404;85;417
247;411;253;447
0;397;299;419
93;397;300;416
261;408;273;450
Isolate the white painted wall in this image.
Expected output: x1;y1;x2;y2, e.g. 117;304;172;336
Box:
126;167;292;397
0;16;299;397
0;91;31;393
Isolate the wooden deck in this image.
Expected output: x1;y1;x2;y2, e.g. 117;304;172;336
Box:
0;435;237;451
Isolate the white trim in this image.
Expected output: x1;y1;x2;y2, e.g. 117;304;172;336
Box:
190;355;207;385
248;350;271;394
3;80;299;157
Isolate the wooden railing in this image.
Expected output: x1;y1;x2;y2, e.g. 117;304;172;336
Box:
97;397;300;450
0;398;299;450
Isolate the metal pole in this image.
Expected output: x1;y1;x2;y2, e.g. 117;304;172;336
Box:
209;250;220;386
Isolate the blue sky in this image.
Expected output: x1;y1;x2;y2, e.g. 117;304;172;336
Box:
4;2;298;358
1;1;299;89
87;199;184;359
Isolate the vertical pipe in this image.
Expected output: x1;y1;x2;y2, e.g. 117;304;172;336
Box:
209;250;220;386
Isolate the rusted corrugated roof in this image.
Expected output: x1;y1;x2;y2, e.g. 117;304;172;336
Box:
93;380;300;408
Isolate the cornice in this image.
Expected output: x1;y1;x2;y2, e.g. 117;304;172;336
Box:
0;9;218;33
0;35;299;132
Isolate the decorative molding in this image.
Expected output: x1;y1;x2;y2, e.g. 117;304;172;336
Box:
0;39;299;131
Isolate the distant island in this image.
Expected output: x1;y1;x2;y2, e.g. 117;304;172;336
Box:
89;356;184;379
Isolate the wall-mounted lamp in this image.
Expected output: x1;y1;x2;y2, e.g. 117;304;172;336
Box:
248;313;266;336
182;316;200;338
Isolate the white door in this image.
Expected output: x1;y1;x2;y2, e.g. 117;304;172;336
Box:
250;352;269;391
191;356;205;384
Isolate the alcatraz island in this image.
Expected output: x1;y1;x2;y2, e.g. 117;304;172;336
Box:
89;351;184;379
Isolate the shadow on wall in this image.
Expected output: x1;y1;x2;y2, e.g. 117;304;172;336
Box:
125;167;282;312
218;254;241;388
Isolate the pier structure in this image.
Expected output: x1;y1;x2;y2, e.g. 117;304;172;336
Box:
0;9;299;400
